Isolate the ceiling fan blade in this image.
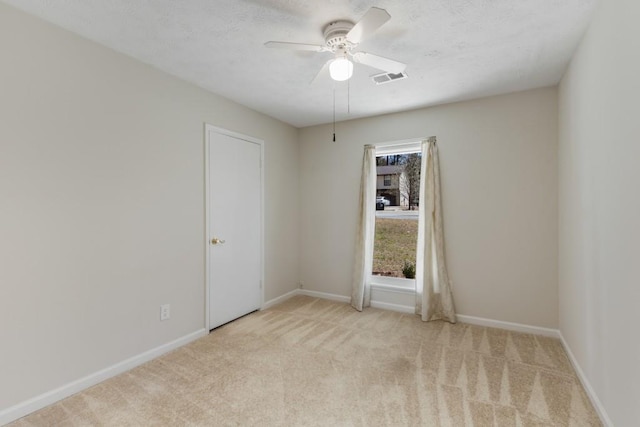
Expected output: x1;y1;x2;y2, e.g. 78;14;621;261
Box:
264;41;327;52
311;60;332;85
352;51;406;74
346;7;391;44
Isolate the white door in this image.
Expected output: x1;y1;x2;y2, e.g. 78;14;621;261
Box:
206;126;262;330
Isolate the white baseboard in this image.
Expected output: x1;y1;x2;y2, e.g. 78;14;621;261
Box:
558;332;613;427
370;300;414;314
298;289;350;303
262;288;299;309
289;289;560;338
297;288;415;314
456;314;560;338
0;329;207;426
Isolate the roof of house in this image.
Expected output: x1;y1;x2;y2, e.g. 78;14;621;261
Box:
376;165;403;175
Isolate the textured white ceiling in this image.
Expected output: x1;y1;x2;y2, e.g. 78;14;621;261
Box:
3;0;597;128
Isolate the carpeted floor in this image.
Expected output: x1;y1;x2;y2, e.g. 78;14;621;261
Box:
11;295;601;426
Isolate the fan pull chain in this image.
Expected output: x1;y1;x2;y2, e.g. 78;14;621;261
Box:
333;87;336;142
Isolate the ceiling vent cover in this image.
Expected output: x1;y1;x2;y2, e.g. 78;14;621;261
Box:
372;71;408;85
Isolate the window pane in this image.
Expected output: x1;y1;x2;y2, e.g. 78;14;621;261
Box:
372;216;418;277
373;151;421;278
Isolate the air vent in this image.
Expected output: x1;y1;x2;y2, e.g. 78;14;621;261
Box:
371;71;408;85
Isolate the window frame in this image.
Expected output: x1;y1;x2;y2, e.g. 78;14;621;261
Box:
371;140;422;291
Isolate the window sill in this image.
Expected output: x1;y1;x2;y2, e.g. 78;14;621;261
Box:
370;276;415;294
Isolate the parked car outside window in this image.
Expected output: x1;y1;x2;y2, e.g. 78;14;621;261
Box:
376;196;391;206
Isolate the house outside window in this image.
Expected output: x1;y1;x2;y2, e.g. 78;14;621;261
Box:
384;175;391;186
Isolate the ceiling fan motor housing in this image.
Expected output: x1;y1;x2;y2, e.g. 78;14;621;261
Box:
323;20;355;49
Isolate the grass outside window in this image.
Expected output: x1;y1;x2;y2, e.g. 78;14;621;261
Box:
372;218;418;278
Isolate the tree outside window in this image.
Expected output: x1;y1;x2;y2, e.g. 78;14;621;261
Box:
399;153;421;209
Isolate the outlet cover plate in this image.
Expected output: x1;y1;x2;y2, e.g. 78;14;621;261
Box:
160;304;170;321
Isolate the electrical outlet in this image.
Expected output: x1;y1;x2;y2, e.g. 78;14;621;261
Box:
160;304;170;321
299;281;304;289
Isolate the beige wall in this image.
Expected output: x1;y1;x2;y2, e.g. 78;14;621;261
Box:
12;0;637;421
299;88;559;328
558;0;640;424
0;3;298;411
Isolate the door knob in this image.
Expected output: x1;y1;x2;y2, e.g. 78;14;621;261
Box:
211;237;226;245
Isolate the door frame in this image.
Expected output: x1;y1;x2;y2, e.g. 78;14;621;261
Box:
204;124;265;330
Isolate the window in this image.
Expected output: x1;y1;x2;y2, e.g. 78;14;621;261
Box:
372;142;422;282
376;154;403;166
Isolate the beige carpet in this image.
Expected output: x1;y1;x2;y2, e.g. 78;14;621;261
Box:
11;296;601;426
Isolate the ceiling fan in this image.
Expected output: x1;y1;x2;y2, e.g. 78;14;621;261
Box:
264;7;407;83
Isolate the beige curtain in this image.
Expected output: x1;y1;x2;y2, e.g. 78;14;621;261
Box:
351;145;376;311
415;137;456;322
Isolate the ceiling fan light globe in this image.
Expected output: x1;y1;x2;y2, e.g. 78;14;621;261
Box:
329;58;354;81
